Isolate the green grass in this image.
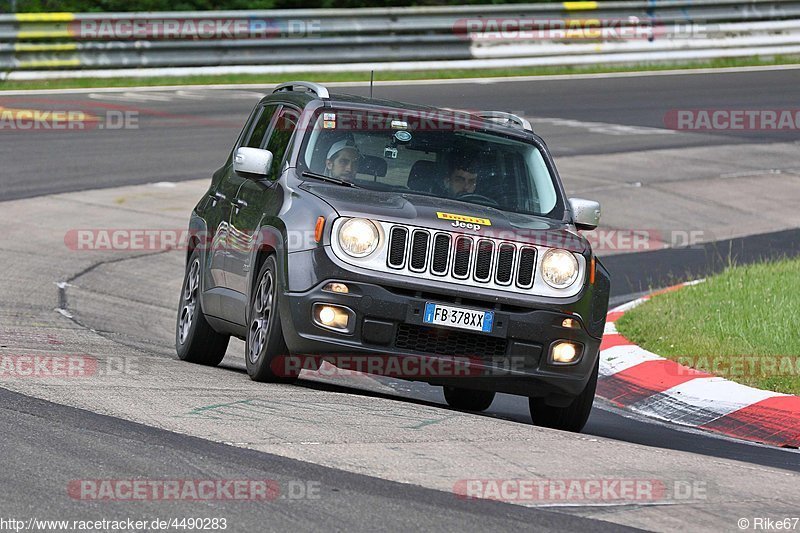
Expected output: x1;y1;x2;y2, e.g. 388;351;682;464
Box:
616;258;800;395
1;55;799;91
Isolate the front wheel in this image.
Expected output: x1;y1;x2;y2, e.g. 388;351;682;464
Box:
529;359;598;432
245;255;296;383
443;387;496;412
176;250;229;366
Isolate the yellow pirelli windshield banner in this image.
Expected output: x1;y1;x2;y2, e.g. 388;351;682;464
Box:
436;212;491;226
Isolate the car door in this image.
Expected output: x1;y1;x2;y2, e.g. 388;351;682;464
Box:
225;105;300;325
205;103;279;322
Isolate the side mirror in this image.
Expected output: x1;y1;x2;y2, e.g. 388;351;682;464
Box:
234;147;274;180
569;198;601;231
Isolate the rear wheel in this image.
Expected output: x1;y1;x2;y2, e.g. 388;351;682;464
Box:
443;387;496;412
529;359;598;432
175;250;229;366
245;255;296;383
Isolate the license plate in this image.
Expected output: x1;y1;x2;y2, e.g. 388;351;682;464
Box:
423;302;494;333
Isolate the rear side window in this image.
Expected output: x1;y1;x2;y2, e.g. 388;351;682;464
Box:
265;107;300;177
244;105;278;148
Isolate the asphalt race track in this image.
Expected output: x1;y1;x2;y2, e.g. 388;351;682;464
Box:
1;68;799;531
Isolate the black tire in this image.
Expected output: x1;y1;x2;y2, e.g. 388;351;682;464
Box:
443;387;496;412
176;249;229;366
529;359;598;432
245;255;296;383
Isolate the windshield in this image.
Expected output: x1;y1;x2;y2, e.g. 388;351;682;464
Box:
299;108;562;218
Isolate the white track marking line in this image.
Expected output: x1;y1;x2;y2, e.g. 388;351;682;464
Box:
533;116;676;136
3;64;799;96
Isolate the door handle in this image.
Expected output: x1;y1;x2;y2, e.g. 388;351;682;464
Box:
232;198;248;211
209;191;227;206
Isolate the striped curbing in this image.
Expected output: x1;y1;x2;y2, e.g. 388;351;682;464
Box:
597;281;800;448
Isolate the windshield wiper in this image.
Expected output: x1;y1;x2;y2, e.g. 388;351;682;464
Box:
301;171;360;188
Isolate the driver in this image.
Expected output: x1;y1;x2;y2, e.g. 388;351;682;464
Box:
442;156;479;198
325;139;360;180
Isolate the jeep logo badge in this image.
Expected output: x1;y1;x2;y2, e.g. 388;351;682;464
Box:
451;221;481;232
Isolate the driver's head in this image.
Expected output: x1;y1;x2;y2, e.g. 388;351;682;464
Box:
325;140;360;180
444;157;478;197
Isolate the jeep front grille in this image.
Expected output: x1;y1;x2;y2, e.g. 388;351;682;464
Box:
329;218;586;298
386;225;538;290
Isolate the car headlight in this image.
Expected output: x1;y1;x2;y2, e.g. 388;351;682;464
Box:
540;249;579;289
338;218;379;257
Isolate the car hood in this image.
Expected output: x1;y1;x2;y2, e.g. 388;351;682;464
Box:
300;182;588;253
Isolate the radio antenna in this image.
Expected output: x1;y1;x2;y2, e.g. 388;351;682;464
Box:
369;70;374;99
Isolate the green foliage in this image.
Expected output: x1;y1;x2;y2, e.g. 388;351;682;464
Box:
616;258;800;395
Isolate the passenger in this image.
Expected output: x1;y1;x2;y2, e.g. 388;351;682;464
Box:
325;140;360;180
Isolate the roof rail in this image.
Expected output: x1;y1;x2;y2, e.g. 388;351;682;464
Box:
475;111;533;132
273;81;330;100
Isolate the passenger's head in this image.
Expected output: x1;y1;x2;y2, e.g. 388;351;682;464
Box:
325;140;360;180
443;156;478;196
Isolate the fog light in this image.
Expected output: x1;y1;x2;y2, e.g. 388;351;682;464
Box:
562;318;579;329
323;282;349;294
319;306;337;324
551;341;582;365
312;303;353;333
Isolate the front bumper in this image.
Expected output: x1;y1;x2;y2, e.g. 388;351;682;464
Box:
279;277;602;401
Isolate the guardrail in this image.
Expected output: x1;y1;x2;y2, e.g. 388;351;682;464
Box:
1;0;800;80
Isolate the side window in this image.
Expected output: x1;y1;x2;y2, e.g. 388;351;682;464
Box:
243;105;278;148
265;108;300;177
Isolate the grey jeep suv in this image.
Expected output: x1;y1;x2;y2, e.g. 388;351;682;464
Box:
176;81;610;432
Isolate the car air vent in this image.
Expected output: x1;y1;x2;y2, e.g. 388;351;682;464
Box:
452;236;472;278
409;230;430;271
495;244;515;285
474;240;494;281
431;233;451;275
395;324;508;358
516;247;537;288
387;226;408;268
